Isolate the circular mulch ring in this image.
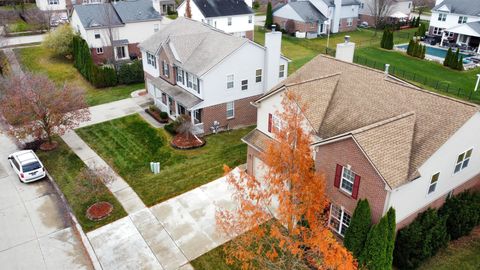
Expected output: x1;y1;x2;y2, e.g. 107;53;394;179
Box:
86;202;113;221
39;141;59;151
171;133;206;150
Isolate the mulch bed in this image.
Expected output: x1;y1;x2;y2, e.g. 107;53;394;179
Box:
145;108;169;124
86;201;113;221
171;133;205;149
39;141;59;151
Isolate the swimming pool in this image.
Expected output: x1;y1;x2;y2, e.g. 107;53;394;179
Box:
396;44;473;63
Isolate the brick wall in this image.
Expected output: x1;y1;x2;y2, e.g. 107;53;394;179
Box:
202;95;260;134
315;138;388;224
338;17;358;32
396;173;480;229
90;43;141;65
359;14;376;27
273;16;319;34
158;48;176;85
245;30;254;41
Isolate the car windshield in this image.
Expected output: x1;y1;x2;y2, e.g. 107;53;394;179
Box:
22;161;41;172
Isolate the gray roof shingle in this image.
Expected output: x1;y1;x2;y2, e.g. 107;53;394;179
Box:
322;0;360;7
139;17;248;76
433;0;480;17
289;1;327;22
74;0;161;29
190;0;253;17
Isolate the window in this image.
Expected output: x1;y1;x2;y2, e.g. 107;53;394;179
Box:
340;167;355;194
329;204;351;237
255;69;262;83
438;13;447;22
428;173;440;194
279;65;285;78
162;61;169;77
408;3;411;9
268;113;284;133
241;79;248;90
154;24;160;32
347;18;353;27
177;104;186;115
95;47;104;54
248;15;252;24
360;3;364;9
116;46;126;59
194;109;202;124
94;33;100;39
193;77;199;93
147;52;157;68
432;27;444;36
176;67;184;83
458;16;467;24
227;74;234;89
48;0;59;5
161;92;167;105
454;149;472;174
226;101;234;118
228;17;232;26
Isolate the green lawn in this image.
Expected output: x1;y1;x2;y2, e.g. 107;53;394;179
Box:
354;47;480;103
76;114;253;206
14;46;144;106
418;227;480;270
36;139;127;232
191;243;241;270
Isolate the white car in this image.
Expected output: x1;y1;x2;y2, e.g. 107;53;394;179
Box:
8;150;46;183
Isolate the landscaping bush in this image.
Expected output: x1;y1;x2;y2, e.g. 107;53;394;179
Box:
91;65;117;88
393;208;449;269
43;24;74;57
406;39;425;59
344;199;372;258
381;30;394;50
160;111;168;119
265;1;273;29
118;60;144;85
438;191;480;240
164;121;179;135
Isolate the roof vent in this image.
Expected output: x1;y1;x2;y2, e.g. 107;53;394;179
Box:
385;64;390;75
344;35;350;43
271;24;276;32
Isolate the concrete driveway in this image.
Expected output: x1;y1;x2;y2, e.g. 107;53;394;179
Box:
0;133;92;269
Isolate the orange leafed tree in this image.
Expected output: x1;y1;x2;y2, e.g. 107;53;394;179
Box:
217;91;357;270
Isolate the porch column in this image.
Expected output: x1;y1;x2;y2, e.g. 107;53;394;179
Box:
441;31;446;46
456;34;461;45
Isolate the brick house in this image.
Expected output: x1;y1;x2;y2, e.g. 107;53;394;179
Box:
243;52;480;236
273;0;360;36
70;0;165;64
358;0;413;27
139;18;289;135
177;0;255;40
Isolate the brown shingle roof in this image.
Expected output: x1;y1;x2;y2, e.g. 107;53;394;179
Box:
242;129;272;152
256;55;479;188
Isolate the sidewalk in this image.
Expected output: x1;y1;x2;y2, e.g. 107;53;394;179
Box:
0;33;45;48
60;99;243;269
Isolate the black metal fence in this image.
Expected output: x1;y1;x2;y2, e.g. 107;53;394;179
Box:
353;55;480;103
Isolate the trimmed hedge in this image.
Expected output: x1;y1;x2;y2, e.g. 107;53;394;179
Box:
72;35;117;88
439;191;480;240
118;60;144;85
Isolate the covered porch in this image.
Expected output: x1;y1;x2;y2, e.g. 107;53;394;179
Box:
149;77;205;134
442;21;480;54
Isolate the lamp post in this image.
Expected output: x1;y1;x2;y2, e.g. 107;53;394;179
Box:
326;20;331;54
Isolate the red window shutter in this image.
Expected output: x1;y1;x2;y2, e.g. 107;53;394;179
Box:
268;113;272;132
352;174;361;199
334;164;342;188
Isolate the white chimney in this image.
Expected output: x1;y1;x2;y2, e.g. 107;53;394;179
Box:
244;0;253;8
331;0;342;33
335;36;355;63
152;0;162;14
264;27;282;92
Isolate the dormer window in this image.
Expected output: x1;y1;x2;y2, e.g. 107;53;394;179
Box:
458;16;467;24
454;149;472;174
146;52;157;69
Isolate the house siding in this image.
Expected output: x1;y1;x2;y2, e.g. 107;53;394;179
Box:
315;138;388;224
157;48;176;85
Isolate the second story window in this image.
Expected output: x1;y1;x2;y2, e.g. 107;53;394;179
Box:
255;69;262;83
94;33;100;39
241;79;248;90
428;173;440;194
146;52;157;69
334;164;360;199
176;67;184;84
438;13;447;22
454;149;472;174
279;65;285;78
248;15;252;24
227;74;234;89
458;16;467;24
162;61;169;77
96;47;103;54
193;77;199;93
228;17;232;26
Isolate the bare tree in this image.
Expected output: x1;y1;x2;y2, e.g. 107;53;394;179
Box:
367;0;395;32
412;0;434;16
101;3;119;69
0;73;90;149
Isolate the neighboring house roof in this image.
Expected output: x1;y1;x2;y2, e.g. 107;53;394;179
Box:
322;0;360;7
73;0;161;29
189;0;253;18
139;17;248;76
248;55;478;189
433;0;480;17
446;21;480;38
276;1;328;23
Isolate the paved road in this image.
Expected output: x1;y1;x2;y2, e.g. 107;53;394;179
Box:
1;33;45;48
0;133;93;269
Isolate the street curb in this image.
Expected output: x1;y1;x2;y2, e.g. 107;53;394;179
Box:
46;172;103;270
